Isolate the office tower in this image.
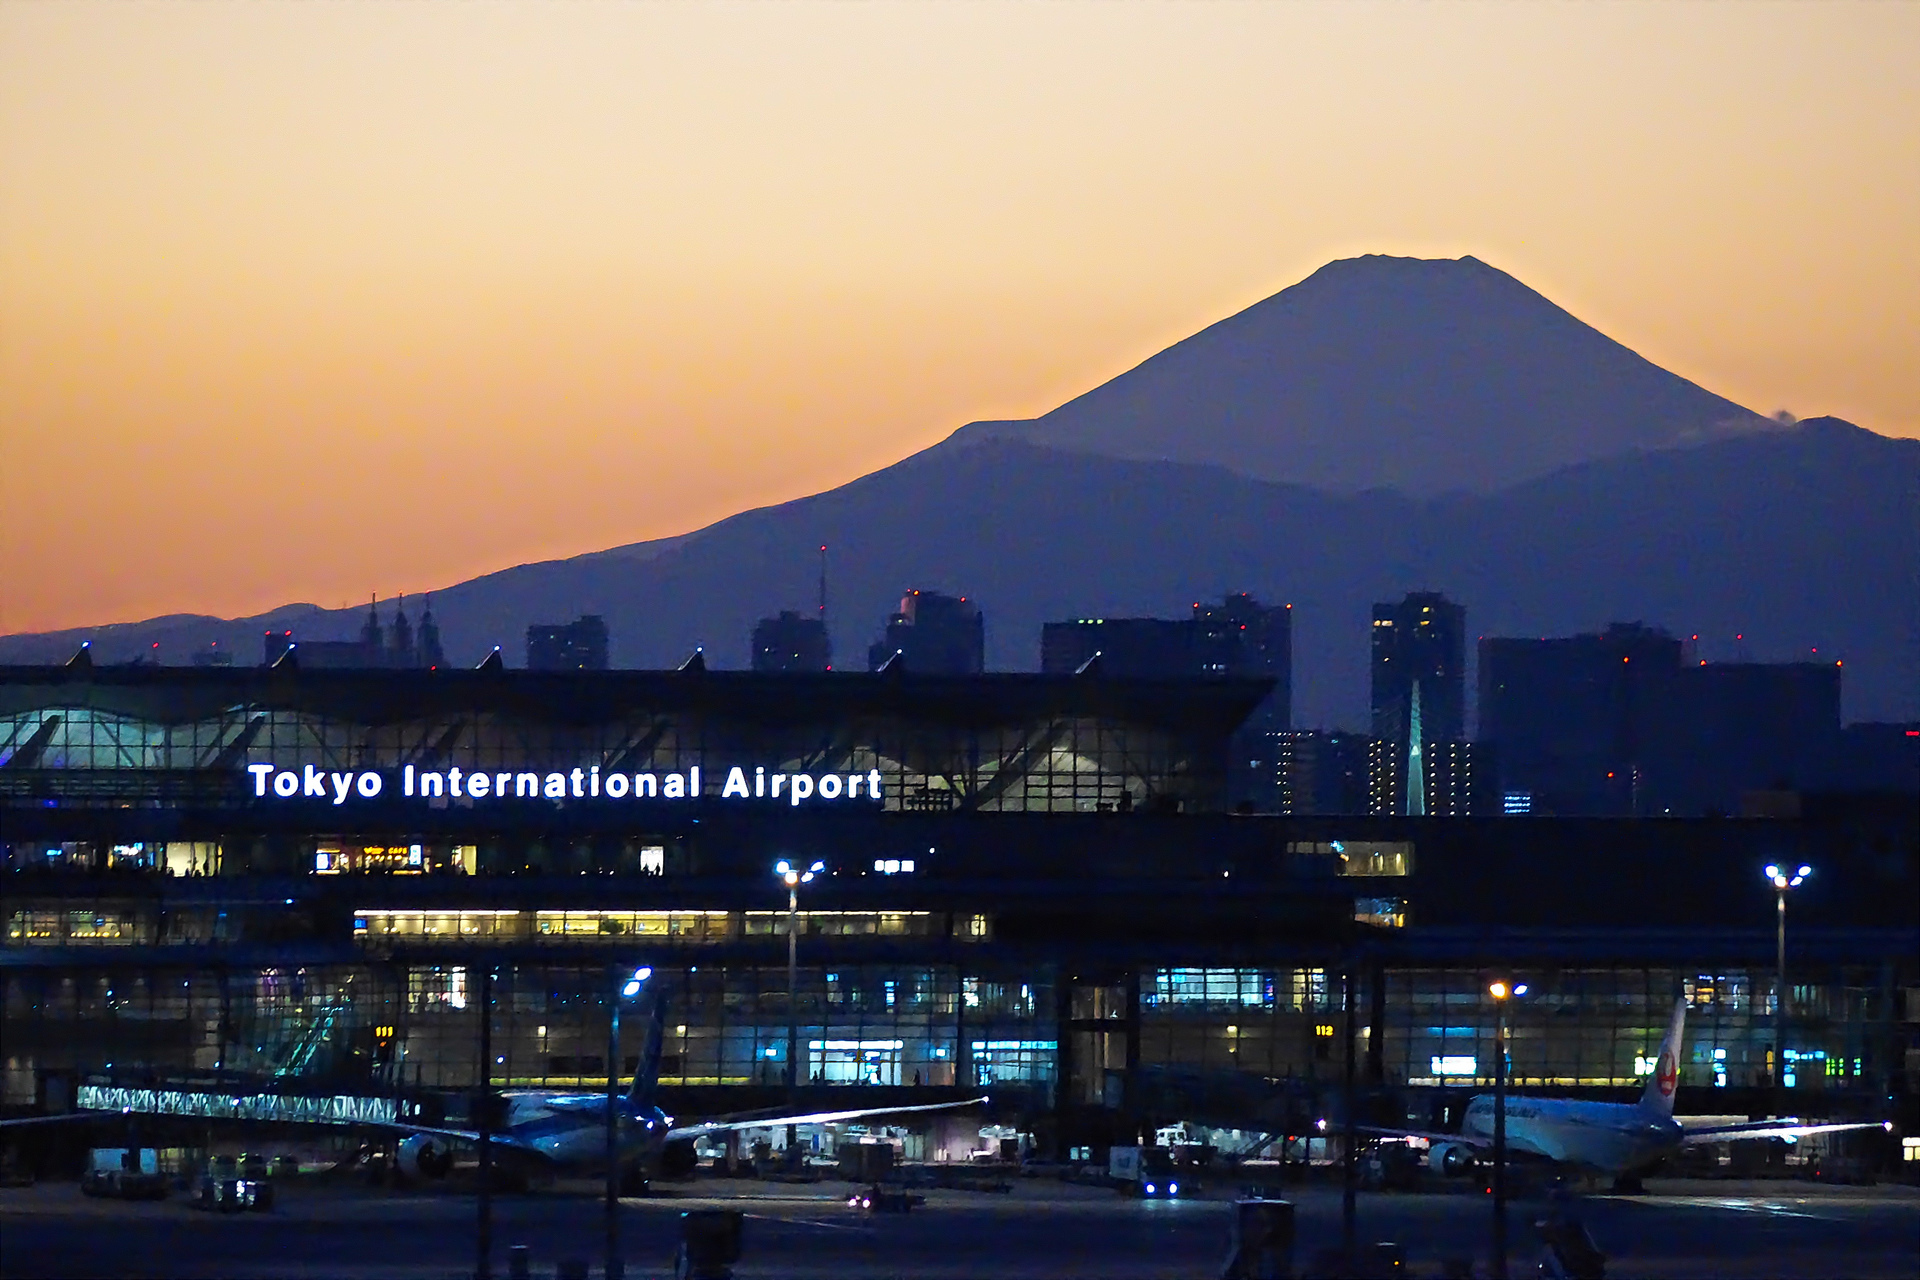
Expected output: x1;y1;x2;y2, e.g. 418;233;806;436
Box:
261;598;451;670
1194;594;1293;732
389;598;415;667
526;615;611;671
1043;595;1290;699
1195;593;1292;810
1644;661;1841;815
1275;729;1372;815
359;597;384;656
752;610;831;673
1479;622;1683;816
1479;620;1851;815
867;591;984;674
1041;618;1191;675
1042;594;1291;809
1827;722;1920;794
1365;731;1478;818
1427;739;1477;819
1369;592;1467;815
416;596;447;668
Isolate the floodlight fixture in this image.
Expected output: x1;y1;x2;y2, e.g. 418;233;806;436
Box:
775;858;825;888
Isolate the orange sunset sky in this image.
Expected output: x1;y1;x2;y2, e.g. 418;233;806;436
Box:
3;1;1916;637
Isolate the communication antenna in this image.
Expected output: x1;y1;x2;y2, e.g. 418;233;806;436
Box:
818;544;828;625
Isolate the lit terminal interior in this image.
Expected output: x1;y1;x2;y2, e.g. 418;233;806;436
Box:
2;663;1915;1151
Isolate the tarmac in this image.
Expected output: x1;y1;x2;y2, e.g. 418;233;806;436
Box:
1;1173;1916;1278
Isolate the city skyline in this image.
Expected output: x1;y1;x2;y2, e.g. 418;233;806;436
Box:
4;1;1918;637
2;6;1914;1265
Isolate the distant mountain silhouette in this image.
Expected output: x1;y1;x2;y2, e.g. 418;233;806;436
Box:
7;418;1914;726
952;254;1767;494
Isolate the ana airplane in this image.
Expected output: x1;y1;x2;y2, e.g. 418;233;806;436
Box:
1370;997;1887;1191
4;972;988;1189
377;985;982;1186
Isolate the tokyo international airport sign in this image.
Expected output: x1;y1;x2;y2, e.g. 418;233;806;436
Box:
246;764;885;807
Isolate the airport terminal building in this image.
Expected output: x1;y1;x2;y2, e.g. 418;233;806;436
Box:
3;660;1916;1156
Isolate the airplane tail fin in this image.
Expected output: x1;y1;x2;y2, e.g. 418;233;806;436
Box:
1638;996;1687;1118
625;983;669;1112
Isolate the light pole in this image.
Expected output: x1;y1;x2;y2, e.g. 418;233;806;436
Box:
1341;965;1357;1262
605;964;652;1280
476;962;495;1280
776;860;824;1161
1764;864;1810;1103
1487;979;1527;1280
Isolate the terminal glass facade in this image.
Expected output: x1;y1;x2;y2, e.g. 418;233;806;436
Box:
4;959;1896;1108
3;667;1910;1147
0;671;1241;816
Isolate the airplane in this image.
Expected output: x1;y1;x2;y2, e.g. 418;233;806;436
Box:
2;969;989;1190
1367;996;1890;1191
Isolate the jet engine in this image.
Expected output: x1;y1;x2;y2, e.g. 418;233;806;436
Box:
1427;1142;1477;1177
397;1134;454;1180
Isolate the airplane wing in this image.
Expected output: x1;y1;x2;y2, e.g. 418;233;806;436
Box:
364;1121;486;1142
1355;1125;1490;1149
1679;1119;1889;1144
664;1095;989;1143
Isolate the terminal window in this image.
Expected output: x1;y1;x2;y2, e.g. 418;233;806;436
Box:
5;909;141;945
1284;841;1414;875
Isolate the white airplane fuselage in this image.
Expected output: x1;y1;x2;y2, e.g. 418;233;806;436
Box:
483;1091;672;1172
1461;1094;1681;1176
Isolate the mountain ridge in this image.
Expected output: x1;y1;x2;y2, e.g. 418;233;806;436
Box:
5;418;1913;727
952;253;1768;494
6;251;1908;724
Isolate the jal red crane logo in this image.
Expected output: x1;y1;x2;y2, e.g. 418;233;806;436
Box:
1656;1048;1678;1097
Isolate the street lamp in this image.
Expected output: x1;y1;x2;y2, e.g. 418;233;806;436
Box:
605;963;654;1280
1764;864;1811;1099
1487;979;1527;1280
776;860;824;1160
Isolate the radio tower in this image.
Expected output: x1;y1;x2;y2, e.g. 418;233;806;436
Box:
818;545;830;670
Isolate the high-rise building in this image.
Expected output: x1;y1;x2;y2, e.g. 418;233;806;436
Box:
359;597;384;657
1478;621;1852;815
1041;618;1191;676
416;596;446;668
752;610;831;673
867;591;984;674
1826;722;1920;794
1643;661;1841;815
389;598;415;667
1041;596;1290;704
526;615;611;671
1193;594;1293;733
1274;729;1372;815
1042;594;1291;809
1365;733;1477;818
1479;622;1683;816
1369;592;1467;815
262;596;449;669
